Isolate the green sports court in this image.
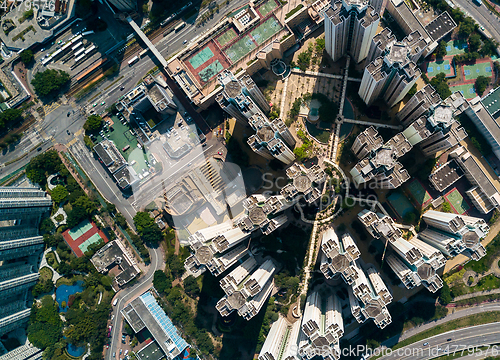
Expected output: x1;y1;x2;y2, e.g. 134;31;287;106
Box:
257;0;278;17
78;233;105;254
445;39;468;56
405;179;433;208
198;60;224;83
226;35;257;62
427;59;454;78
444;188;470;215
387;191;415;218
449;83;477;99
217;28;237;47
189;47;215;70
67;219;93;241
463;61;493;81
250;17;282;45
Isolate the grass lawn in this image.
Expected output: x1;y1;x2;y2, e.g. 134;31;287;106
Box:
56;275;85;287
46;251;59;271
39;267;53;281
393;312;500;350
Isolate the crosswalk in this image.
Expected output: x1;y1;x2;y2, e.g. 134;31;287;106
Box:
43;102;61;116
66;129;84;147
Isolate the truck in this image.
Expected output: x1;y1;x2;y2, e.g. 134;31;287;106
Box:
128;56;139;66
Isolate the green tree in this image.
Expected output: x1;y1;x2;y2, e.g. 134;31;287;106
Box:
31;69;70;97
430;72;451;99
459;17;477;37
475;75;490;96
153;270;172;294
442;202;452;213
26;150;63;185
439;282;452;305
115;213;128;228
468;33;482;53
73;196;97;215
315;38;325;54
27;296;63;350
40;217;55;234
20;49;33;64
407;83;418;97
51;185;68;204
183;275;200;297
133;211;163;244
297;51;311;71
83;115;103;132
481;38;498;56
66;206;87;228
0;108;23;132
436;40;447;58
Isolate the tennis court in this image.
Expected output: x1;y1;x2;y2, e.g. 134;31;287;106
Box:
463;62;493;81
387;191;415;218
444;188;470;215
199;60;224;83
226;35;257;62
427;59;453;77
405;179;433;208
250;17;281;45
217;28;237;47
445;39;468;56
449;83;477;99
67;219;93;241
257;0;278;17
79;233;105;254
189;46;215;70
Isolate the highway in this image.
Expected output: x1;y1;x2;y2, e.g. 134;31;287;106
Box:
378;322;500;360
452;0;500;43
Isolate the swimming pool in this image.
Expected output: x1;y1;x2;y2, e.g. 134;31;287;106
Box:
67;343;86;357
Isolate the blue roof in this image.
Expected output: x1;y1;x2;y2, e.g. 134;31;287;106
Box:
140;292;189;354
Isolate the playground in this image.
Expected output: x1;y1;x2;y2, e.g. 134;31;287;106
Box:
444;187;470;215
62;219;109;257
405;179;433;209
424;39;495;100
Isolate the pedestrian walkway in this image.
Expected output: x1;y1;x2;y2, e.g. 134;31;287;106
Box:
290;68;362;82
453;288;500;302
39;247;63;283
126;17;168;68
342;118;402;130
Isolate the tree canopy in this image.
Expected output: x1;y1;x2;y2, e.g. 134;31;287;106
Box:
153;270;172;294
26;150;63;185
475;75;490;96
20;49;33;64
459;17;477;37
430;72;451;100
27;296;63;350
83;115;103;132
51;185;68;203
133;211;163;244
0;108;23;133
468;33;482;53
436;40;447;58
31;69;70;97
183;275;200;298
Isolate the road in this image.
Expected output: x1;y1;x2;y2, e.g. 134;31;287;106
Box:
107;245;164;360
453;0;500;43
378;322;500;360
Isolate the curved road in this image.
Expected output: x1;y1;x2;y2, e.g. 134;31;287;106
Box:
106;245;164;360
379;322;500;360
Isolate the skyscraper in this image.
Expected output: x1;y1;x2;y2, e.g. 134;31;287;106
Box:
358;41;421;107
0;187;52;337
323;0;380;63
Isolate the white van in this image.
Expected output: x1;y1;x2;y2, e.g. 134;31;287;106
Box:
112;298;118;306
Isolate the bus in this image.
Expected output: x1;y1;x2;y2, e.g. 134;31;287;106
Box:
128;56;139;66
174;21;186;32
139;49;148;58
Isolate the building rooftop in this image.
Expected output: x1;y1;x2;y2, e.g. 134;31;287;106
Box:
482;87;500;117
425;12;456;42
428;160;464;192
122;291;189;359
